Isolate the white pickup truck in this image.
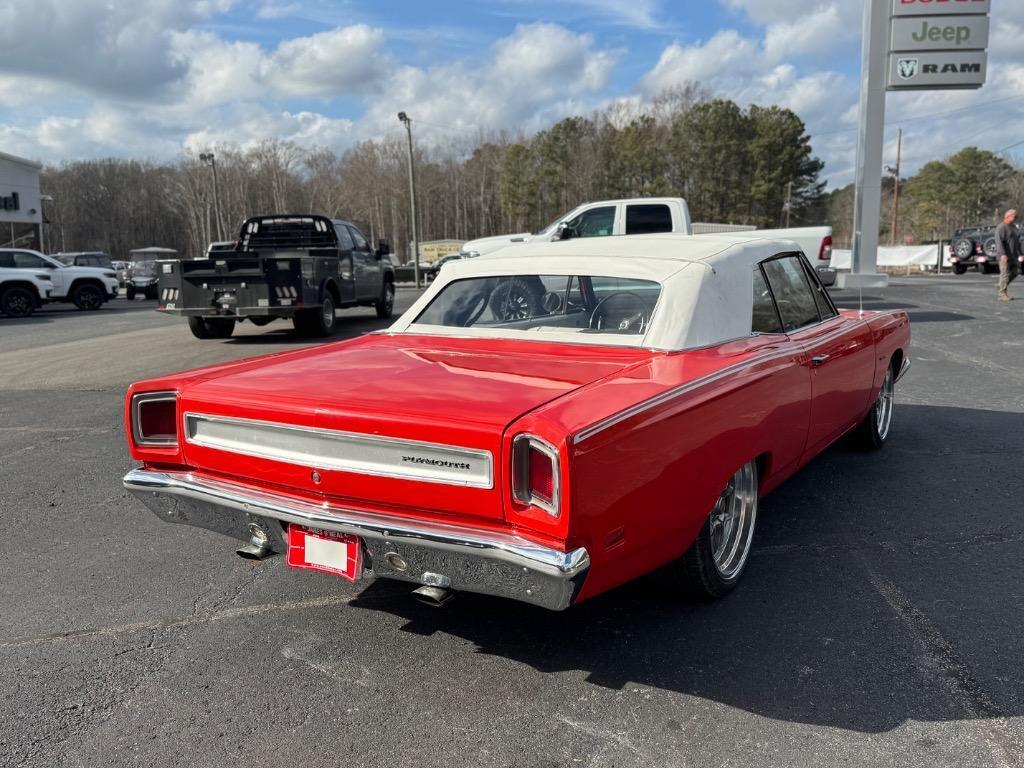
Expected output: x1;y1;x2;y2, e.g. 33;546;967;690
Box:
460;197;835;285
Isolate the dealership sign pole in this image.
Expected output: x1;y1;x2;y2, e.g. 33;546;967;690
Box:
842;0;990;289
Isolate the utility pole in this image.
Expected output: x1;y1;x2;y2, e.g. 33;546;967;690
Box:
784;181;793;228
398;111;421;288
199;152;223;242
885;127;902;246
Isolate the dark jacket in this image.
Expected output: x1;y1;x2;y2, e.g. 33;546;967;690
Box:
995;221;1021;259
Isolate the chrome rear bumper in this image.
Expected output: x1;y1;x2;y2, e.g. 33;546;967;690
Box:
123;469;589;610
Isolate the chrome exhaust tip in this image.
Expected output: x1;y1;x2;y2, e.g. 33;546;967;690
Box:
236;523;275;561
411;585;453;607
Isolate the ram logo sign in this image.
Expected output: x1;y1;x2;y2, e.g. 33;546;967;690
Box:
887;51;986;90
896;58;919;79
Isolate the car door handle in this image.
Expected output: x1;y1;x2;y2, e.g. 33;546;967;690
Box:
810;354;830;367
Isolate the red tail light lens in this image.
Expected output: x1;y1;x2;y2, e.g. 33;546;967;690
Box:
512;435;560;517
818;235;832;261
529;447;555;503
132;392;178;446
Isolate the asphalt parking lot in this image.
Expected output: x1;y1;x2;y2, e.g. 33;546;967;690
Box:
1;275;1022;768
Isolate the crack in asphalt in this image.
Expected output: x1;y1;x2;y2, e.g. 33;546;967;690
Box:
865;569;1022;768
0;594;359;650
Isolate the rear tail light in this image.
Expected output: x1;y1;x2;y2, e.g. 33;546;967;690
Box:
131;392;178;446
512;434;560;517
818;235;832;261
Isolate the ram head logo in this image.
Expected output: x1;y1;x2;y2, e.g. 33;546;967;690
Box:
896;58;919;80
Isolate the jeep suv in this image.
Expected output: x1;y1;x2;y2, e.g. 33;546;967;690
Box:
0;249;119;309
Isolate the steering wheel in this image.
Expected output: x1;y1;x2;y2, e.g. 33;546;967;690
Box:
589;291;648;333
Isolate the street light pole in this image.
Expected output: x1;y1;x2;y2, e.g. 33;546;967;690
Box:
886;127;902;246
199;152;224;242
39;194;53;253
398;111;421;288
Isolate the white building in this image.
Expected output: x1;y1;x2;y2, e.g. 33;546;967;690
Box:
0;151;44;250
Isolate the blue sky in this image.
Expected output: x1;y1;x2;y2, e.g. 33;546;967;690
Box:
0;0;1020;186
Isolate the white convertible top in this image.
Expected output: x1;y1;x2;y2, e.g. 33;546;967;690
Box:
389;233;804;351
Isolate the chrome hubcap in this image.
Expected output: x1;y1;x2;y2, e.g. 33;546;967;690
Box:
322;297;335;327
709;461;758;580
876;366;894;440
385;284;394;310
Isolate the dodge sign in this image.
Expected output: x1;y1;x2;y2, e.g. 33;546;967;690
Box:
891;0;990;16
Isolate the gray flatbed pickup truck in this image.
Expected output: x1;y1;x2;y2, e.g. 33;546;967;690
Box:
156;215;395;339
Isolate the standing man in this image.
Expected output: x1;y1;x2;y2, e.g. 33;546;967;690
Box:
995;208;1021;301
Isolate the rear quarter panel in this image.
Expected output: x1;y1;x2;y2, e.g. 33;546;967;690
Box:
513;336;812;601
863;309;911;402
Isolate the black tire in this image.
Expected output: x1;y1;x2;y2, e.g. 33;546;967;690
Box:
292;293;336;337
375;279;395;319
248;316;274;327
983;237;998;259
188;316;235;339
145;284;159;300
951;237;974;260
126;285;136;300
0;286;36;318
854;361;896;450
71;282;104;311
953;264;967;275
670;460;759;599
488;277;543;321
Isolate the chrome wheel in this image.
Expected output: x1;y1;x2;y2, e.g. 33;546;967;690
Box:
321;295;335;330
708;461;758;580
875;365;895;441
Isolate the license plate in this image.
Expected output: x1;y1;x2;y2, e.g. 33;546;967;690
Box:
286;525;363;581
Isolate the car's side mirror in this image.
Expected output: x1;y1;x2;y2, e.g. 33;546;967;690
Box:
376;239;390;256
554;222;573;241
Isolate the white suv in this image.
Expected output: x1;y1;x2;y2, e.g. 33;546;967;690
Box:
0;248;120;310
0;269;54;317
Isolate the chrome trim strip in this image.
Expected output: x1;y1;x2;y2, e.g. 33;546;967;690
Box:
130;391;178;446
511;434;561;517
897;357;911;382
573;347;797;444
183;412;494;489
123;468;589;609
573;319;867;445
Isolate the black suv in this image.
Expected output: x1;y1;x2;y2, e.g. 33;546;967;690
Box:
948;227;998;274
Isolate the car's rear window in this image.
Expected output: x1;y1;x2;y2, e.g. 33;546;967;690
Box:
412;274;661;337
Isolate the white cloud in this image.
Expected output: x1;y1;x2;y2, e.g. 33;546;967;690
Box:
358;23;619;138
260;25;388;97
256;1;300;19
0;0;239;97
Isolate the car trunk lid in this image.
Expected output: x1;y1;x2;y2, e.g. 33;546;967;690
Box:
178;335;651;522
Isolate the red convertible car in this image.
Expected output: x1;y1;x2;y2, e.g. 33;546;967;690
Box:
123;235;910;610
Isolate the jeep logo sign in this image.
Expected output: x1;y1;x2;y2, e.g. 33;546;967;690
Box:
890;15;988;51
0;192;19;211
887;51;986;89
892;0;990;16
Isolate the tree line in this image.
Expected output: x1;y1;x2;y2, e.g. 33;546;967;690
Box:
37;88;1023;261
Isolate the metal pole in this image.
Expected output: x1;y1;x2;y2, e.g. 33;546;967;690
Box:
210;156;223;242
841;0;889;289
889;127;902;246
785;181;793;228
399;112;421;288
